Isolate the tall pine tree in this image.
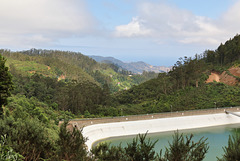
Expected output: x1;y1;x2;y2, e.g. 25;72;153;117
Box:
0;54;13;116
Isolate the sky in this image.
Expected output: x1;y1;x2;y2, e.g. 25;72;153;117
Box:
0;0;240;66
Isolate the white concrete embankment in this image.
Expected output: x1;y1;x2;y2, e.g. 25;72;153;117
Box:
82;112;240;150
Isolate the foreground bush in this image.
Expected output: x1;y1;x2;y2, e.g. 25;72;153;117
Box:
158;131;209;161
218;132;240;161
92;131;209;161
0;135;24;161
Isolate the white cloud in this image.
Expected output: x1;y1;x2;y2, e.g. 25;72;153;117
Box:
0;0;96;48
114;1;240;46
221;1;240;33
115;17;151;37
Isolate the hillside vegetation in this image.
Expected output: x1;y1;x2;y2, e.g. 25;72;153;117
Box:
0;49;159;117
2;35;240;117
114;34;240;115
1;35;240;160
1;49;158;92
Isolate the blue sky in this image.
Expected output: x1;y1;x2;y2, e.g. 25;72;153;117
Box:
0;0;239;66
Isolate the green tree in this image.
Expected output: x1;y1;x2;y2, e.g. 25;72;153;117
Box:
158;131;209;161
0;54;13;115
0;116;56;161
92;132;158;161
218;133;240;161
56;121;89;161
125;132;158;161
68;81;105;114
0;135;24;161
91;142;125;161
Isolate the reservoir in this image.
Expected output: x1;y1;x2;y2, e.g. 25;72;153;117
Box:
96;124;240;161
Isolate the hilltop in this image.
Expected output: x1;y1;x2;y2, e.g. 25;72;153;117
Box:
1;49;158;92
89;55;171;74
114;34;240;115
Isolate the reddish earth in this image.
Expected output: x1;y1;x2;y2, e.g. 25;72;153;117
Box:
206;72;220;83
58;74;66;81
28;71;36;74
220;71;237;86
229;67;240;77
206;67;240;86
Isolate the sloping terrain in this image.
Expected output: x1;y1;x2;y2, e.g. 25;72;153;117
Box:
89;55;171;73
220;67;240;85
206;67;240;86
206;72;220;83
1;49;158;92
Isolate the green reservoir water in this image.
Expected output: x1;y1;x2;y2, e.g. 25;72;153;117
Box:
96;124;240;161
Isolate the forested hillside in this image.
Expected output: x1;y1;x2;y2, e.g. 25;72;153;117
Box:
0;49;159;117
1;35;240;160
1;49;158;92
2;35;240;117
114;34;240;115
0;49;157;160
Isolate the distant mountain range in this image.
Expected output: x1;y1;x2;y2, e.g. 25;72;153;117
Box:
89;55;171;74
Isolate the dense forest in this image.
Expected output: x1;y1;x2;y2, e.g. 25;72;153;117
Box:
0;49;158;117
115;34;240;115
2;35;240;160
2;49;158;92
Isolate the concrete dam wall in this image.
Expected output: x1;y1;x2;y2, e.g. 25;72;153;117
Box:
82;112;240;150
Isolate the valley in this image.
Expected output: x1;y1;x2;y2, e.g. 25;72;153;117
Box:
2;34;240;160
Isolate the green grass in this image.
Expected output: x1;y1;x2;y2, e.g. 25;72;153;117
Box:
99;68;136;90
6;58;56;77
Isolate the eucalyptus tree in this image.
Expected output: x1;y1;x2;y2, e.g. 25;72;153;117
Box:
0;54;13;116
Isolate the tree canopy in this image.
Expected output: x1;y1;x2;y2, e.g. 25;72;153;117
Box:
0;54;13;115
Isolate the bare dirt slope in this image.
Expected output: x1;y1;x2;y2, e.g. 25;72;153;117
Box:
206;72;220;83
206;67;240;86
